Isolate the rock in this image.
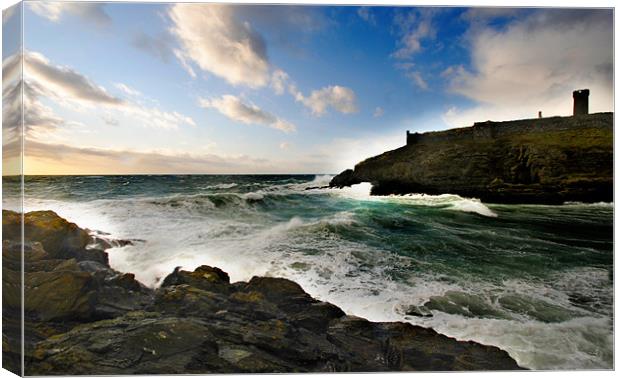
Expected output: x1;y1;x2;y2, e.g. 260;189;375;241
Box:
329;168;361;188
161;265;231;294
329;113;613;204
24;269;96;322
28;312;220;375
5;211;524;373
404;305;433;318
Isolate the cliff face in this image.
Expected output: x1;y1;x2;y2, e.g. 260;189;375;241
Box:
2;210;523;374
330;113;613;204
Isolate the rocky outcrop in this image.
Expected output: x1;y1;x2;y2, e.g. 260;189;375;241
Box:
330;113;613;204
2;210;523;374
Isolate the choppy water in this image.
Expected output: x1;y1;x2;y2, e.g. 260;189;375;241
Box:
3;175;613;370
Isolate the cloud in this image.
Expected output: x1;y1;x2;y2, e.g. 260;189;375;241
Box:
445;9;613;127
199;95;295;133
3;54;73;139
131;32;174;62
279;142;291;150
2;4;17;25
460;7;521;24
357;7;376;25
373;107;384;117
23;140;284;175
270;69;289;95
404;71;428;90
392;9;436;59
3;79;65;139
172;49;197;79
28;2;111;27
168;4;270;88
394;63;428;91
114;83;142;97
25;51;123;106
292;85;358;117
3;51;196;139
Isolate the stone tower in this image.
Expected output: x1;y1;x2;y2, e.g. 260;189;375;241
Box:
573;89;589;116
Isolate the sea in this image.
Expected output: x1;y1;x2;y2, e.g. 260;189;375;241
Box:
2;174;613;370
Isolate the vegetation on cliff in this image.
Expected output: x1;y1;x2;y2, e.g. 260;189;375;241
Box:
330;113;613;204
2;210;523;374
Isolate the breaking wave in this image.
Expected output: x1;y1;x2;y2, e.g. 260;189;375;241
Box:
5;174;612;370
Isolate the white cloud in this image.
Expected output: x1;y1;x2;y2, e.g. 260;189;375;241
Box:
460;7;520;24
2;4;17;25
404;71;428;90
114;83;142;97
23;140;284;175
28;2;111;26
392;10;435;59
373;107;384;117
445;9;613;127
25;51;122;106
168;4;270;88
172;49;197;79
317;131;406;173
293;85;358;116
270;69;289;95
357;7;376;25
394;62;428;91
8;51;196;136
199;95;295;133
279;142;291;150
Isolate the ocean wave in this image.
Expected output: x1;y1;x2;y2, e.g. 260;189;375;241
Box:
335;185;498;217
202;183;239;190
391;193;497;217
562;201;613;207
305;174;334;187
12;175;612;370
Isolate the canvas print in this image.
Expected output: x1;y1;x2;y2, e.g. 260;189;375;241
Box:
1;1;614;375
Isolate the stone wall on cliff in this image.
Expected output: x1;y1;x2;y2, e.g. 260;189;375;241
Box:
331;112;613;204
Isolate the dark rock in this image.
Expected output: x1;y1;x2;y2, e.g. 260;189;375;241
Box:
28;312;220;375
2;210;109;263
404;305;433;318
329;169;361;188
329;113;613;204
161;265;231;294
4;211;525;373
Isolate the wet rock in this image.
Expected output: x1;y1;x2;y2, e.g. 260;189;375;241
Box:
24;269;96;322
5;210;524;373
161;265;231;294
28;312;220;375
3;210;109;264
404;305;433;318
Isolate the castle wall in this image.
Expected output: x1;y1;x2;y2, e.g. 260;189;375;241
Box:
406;112;611;146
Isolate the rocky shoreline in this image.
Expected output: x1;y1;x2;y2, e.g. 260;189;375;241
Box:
330;113;613;204
2;210;523;374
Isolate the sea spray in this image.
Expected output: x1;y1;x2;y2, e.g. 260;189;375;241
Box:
4;174;612;370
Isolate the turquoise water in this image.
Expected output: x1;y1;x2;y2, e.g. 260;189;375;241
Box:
3;175;613;370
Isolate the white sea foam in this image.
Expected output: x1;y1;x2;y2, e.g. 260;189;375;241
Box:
203;183;238;190
335;186;498;217
242;192;265;201
563;201;614;208
12;178;611;371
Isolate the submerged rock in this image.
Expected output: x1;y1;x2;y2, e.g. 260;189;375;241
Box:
2;210;524;374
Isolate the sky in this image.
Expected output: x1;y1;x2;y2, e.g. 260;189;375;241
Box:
1;2;614;175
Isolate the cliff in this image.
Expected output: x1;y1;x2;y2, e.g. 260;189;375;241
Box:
2;210;523;374
330;113;613;204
